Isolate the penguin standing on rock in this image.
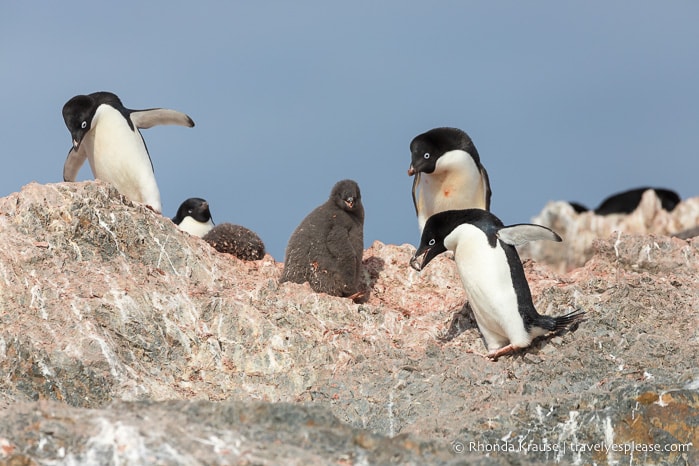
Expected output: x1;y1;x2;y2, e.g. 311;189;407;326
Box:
172;198;215;237
281;179;365;300
62;91;195;213
409;127;491;233
411;209;585;360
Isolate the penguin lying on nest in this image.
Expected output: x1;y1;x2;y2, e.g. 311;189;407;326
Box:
171;198;265;261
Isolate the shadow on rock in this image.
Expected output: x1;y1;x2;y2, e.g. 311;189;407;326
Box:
437;301;478;342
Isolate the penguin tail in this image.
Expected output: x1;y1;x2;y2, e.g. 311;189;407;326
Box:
534;309;586;332
552;309;586;331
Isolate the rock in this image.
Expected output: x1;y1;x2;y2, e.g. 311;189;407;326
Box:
521;190;699;271
0;180;697;465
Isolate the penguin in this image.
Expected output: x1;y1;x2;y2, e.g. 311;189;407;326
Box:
280;179;365;299
203;223;266;261
594;187;680;215
172;197;215;237
62;91;195;213
410;209;585;360
408;127;491;233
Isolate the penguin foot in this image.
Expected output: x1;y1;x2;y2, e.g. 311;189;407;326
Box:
144;204;161;215
487;344;520;361
347;290;367;303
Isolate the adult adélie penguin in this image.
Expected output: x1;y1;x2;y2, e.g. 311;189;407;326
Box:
172;197;215;237
62;91;195;213
410;209;585;360
408;127;491;233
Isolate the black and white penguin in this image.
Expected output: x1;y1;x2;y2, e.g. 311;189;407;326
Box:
280;179;365;299
172;198;215;237
62;91;195;213
411;209;585;360
594;187;680;215
408;127;491;233
568;187;681;216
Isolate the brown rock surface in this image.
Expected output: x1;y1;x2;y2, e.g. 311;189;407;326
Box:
0;181;697;465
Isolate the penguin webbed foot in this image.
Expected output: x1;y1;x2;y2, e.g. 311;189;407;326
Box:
145;204;160;214
486;344;521;361
346;290;367;303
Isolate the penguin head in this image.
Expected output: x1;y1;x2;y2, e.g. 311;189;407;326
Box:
330;179;363;216
62;91;125;150
408;127;481;176
409;210;462;271
410;209;502;270
172;197;213;225
62;95;97;150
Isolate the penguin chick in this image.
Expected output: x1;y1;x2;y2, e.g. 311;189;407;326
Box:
280;179;365;299
62;91;195;213
203;223;266;261
411;209;585;360
172;197;215;237
408;127;491;233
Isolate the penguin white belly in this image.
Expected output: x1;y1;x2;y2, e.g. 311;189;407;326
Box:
446;225;532;351
86;106;162;213
177;216;214;237
417;151;486;230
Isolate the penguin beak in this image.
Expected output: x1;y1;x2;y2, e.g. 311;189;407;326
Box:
344;197;355;209
71;130;83;151
407;165;416;176
410;248;428;271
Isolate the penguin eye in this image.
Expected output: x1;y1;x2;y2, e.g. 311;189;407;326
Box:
428;239;436;246
81;121;87;129
423;153;430;159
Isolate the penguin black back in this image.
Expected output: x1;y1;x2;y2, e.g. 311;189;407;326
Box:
594;187;680;215
281;179;365;298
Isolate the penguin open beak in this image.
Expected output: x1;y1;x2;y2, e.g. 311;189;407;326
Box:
409;249;428;271
72;138;80;150
344;197;355;209
407;165;416;176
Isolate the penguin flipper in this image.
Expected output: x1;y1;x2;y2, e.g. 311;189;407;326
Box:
480;166;492;211
63;146;87;182
497;224;562;246
411;173;421;216
130;109;195;129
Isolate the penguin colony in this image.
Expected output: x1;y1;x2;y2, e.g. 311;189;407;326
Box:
64;92;676;360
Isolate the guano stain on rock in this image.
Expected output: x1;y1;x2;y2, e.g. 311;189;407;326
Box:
0;180;697;464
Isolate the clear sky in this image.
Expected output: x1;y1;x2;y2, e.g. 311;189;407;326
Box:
2;2;698;261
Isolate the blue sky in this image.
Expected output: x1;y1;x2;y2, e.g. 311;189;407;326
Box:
2;2;698;260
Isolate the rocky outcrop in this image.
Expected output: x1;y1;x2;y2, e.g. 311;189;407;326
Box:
0;181;697;465
520;189;699;271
